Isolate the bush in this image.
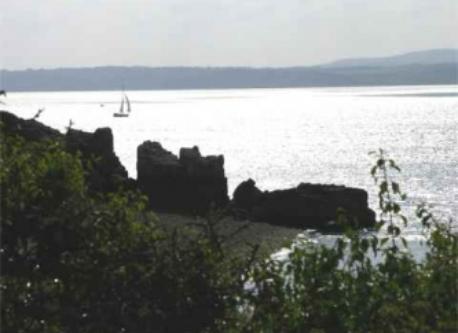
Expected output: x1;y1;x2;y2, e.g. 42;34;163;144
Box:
1;130;456;332
0;132;247;333
222;150;457;333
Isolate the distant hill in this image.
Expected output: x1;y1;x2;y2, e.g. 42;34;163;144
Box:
323;48;458;68
2;49;457;92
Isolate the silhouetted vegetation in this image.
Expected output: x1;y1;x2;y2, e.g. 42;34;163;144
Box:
1;129;457;332
229;151;457;332
0;132;251;332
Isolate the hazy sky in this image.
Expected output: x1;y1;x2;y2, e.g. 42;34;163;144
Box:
1;0;457;69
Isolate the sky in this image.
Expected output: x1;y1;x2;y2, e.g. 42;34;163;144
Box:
1;0;457;70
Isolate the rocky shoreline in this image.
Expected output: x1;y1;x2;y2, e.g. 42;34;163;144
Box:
1;110;375;231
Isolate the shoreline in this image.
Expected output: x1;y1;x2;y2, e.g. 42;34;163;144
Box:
3;83;457;94
156;212;302;257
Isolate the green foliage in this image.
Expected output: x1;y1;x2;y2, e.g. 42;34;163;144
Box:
1;129;456;332
0;132;246;333
220;150;457;333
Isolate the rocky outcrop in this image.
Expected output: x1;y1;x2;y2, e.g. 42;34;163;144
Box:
137;141;229;214
2;111;377;229
233;179;376;230
0;111;60;141
0;111;129;192
65;128;129;192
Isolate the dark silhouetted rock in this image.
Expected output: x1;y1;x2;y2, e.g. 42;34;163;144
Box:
2;111;376;227
232;179;375;231
137;141;229;214
0;110;60;141
66;128;128;192
1;111;129;193
232;179;263;213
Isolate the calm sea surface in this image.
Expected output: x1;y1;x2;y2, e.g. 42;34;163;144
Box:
4;85;458;244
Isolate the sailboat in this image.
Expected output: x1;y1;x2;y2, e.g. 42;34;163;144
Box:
113;94;131;117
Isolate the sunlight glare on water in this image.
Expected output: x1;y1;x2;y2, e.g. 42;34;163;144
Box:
5;85;458;235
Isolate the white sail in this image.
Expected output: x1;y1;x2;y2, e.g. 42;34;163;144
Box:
125;94;131;113
113;92;130;117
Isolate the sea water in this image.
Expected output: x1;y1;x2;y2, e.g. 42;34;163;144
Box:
4;85;457;248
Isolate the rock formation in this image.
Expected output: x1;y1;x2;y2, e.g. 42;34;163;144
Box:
65;127;129;192
137;141;229;214
0;111;60;141
2;111;376;230
0;111;129;193
233;179;376;230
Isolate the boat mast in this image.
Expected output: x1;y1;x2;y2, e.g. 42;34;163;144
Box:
119;97;125;114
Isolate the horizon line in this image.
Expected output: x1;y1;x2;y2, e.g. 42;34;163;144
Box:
2;48;457;72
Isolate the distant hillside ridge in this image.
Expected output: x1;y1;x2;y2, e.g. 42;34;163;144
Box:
323;48;458;68
2;49;457;92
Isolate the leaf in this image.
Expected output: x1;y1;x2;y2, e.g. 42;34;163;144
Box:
387;225;394;234
391;182;400;194
361;239;369;253
380;181;388;194
371;166;377;177
389;159;401;172
400;215;408;227
401;237;408;248
371;237;379;254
